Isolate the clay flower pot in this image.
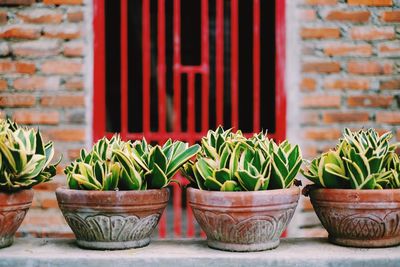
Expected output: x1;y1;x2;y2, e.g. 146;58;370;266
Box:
0;189;33;248
306;188;400;248
187;187;300;252
56;187;169;250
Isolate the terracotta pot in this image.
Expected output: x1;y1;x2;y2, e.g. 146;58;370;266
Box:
56;187;169;250
187;187;300;252
0;189;33;248
307;188;400;248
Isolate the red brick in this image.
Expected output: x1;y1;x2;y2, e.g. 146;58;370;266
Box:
304;128;342;140
302;61;341;73
300;77;316;91
323;112;369;123
44;25;81;39
348;61;393;75
380;79;400;90
326;10;370;22
0;79;7;91
378;41;400;57
40;95;85;107
13;111;59;125
0;61;36;74
0;11;7;25
376;112;400;124
63;42;83;57
299;9;317;21
348;0;392;6
301;27;340;39
0;0;35;5
351;26;395;40
300;112;320;125
347;95;393;108
41;60;82;74
13;76;60;90
43;0;83;4
0;94;35;107
324;78;370;90
17;9;62;24
44;128;86;142
324;43;372;57
304;0;337;4
67;148;80;160
302;95;341;108
303;198;314;211
64;78;83;90
67;11;83;22
41;198;59;209
381;11;400;22
0;26;41;39
11;40;60;58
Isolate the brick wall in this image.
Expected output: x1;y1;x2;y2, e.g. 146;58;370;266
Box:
0;0;399;238
297;0;400;236
0;0;88;237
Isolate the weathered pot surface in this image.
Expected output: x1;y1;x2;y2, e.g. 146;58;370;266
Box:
56;187;169;250
187;187;300;252
307;187;400;248
0;189;33;248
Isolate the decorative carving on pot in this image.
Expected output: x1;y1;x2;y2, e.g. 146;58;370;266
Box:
56;187;169;250
63;213;160;242
0;190;33;248
193;209;294;244
309;188;400;248
187;187;300;252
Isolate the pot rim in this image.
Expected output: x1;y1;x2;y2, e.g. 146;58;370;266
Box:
56;186;168;195
187;186;299;196
0;188;33;195
308;187;400;194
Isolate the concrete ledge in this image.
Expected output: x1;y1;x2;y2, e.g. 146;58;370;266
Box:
0;238;400;267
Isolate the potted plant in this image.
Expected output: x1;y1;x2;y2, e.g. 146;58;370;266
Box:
182;127;302;252
302;128;400;248
0;119;59;248
57;136;200;250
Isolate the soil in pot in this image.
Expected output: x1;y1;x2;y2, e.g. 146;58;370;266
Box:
56;187;169;250
0;189;33;248
187;187;300;252
306;187;400;248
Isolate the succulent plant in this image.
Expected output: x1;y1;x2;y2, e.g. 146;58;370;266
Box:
65;136;201;191
0;119;60;191
302;128;400;189
182;127;302;191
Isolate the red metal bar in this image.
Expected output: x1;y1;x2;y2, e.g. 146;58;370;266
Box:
275;0;286;142
143;0;151;134
253;0;260;133
201;0;209;132
215;0;224;126
158;0;167;134
173;0;181;133
106;132;274;141
231;0;239;129
92;0;106;142
186;193;195;237
187;73;195;133
120;0;128;139
172;180;182;237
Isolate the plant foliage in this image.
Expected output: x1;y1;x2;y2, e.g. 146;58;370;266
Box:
65;136;201;190
302;128;400;189
182;127;302;191
0;119;60;191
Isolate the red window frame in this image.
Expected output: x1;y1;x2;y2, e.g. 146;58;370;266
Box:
92;0;286;238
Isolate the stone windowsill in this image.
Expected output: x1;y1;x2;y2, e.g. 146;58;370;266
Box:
0;238;399;267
